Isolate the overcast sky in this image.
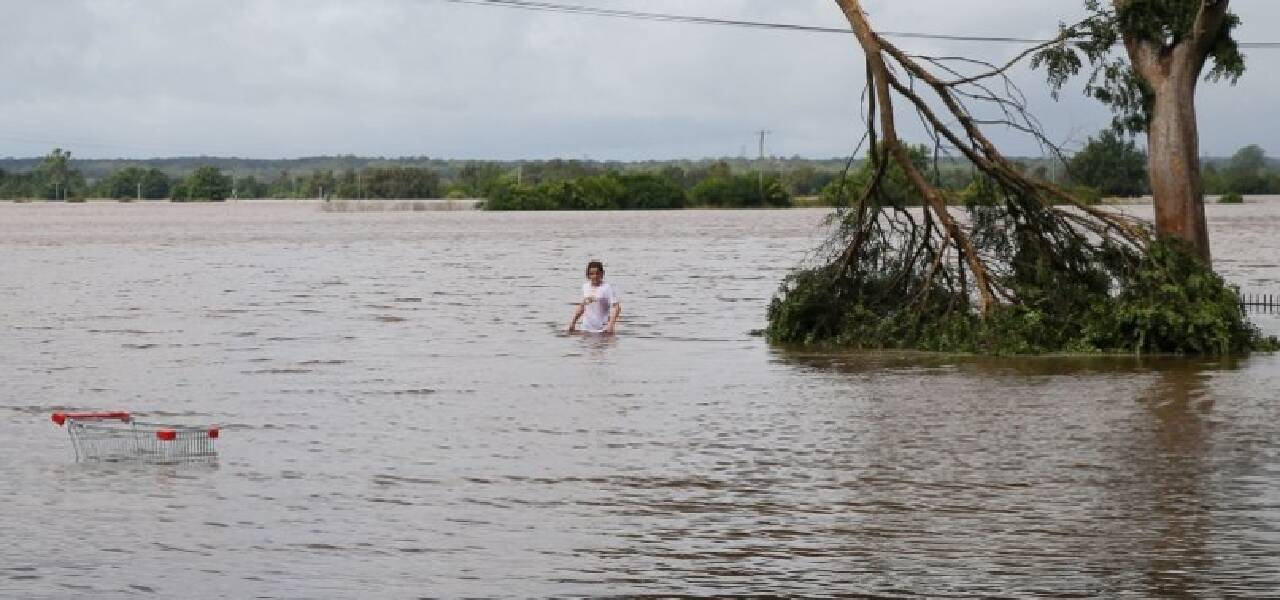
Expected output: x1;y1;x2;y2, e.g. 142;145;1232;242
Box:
2;0;1278;160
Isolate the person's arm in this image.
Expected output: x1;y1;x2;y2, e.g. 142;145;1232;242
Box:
567;301;585;332
605;302;621;333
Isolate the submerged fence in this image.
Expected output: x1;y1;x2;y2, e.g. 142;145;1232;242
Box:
1240;292;1280;313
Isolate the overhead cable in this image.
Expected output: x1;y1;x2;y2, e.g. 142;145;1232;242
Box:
437;0;1280;48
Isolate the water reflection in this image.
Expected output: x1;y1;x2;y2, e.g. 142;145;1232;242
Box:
574;331;620;349
1122;360;1280;595
1130;364;1214;597
770;347;1244;377
775;349;1280;595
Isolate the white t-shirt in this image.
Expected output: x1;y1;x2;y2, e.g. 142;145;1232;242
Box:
580;282;619;332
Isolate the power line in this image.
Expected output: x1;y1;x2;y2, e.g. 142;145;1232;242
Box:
436;0;1280;48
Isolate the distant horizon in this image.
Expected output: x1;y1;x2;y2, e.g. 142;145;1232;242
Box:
1;150;1272;164
0;153;859;162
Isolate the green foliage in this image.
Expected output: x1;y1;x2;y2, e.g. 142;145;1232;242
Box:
1219;192;1244;204
1222;145;1269;194
819;144;930;208
1203;145;1280;195
689;173;789;208
257;166;441;199
519;159;603;184
1069;130;1148;197
234;175;268;198
956;175;1000;207
781;165;838;196
0;149;88;199
360;166;440;199
571;173;627;209
33;148;87;200
1084;239;1276;354
1069;185;1104;206
173;166;231;202
0;170;27;199
299;169;337;198
684;160;733;188
617;172;685;209
483;177;608;211
485;181;558;210
453;162;509;198
98;167;171;199
1034;0;1244;133
484;172;688;211
767;237;1276;355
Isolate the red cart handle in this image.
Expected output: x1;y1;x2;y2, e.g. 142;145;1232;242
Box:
154;428;220;441
52;412;131;426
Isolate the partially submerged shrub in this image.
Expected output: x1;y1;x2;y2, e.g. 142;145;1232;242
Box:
768;235;1277;355
484;172;688;210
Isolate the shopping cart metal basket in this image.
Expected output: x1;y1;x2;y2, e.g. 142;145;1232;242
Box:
52;412;220;463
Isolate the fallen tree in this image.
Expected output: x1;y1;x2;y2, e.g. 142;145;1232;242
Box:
766;0;1275;355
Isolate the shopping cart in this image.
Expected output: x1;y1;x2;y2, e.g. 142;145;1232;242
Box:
52;412;220;463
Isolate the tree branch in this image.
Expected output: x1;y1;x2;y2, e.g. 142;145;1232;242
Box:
1191;0;1231;55
1109;0;1165;84
836;0;999;315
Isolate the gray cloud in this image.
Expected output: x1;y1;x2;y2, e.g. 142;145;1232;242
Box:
1;0;1276;159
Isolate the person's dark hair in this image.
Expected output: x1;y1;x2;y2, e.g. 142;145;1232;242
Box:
585;260;604;277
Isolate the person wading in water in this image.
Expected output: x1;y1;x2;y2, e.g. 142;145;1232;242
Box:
567;260;621;334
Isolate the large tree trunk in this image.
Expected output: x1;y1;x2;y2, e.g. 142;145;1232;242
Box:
1147;71;1211;264
1118;0;1232;265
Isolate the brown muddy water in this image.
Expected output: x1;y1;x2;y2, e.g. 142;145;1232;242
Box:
2;201;1279;598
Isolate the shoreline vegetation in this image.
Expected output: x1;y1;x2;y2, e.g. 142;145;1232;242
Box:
3;141;1280;208
2;194;1271;208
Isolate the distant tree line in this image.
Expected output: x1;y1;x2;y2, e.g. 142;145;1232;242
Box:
1203;145;1280;196
485;161;792;210
2;140;1276;205
0;150;451;202
1059;133;1280;199
816;132;1280;207
0;150;814;207
0;149;87;200
812;143;1099;208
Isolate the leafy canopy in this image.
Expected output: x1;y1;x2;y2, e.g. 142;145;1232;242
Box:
1033;0;1244;133
1069;129;1148;197
818;143;930;208
174;166;231;202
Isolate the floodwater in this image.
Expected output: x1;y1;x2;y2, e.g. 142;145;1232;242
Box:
2;201;1278;598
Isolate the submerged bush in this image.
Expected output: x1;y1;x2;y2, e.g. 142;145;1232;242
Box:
767;236;1277;355
484;172;688;210
689;174;790;208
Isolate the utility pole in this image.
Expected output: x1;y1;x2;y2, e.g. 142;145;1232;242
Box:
757;129;770;201
137;182;142;202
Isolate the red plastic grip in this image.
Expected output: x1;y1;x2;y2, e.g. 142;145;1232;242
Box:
52;412;131;426
156;430;177;441
207;428;220;439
